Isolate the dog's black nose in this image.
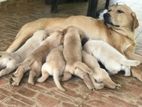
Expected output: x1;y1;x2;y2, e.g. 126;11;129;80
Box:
103;13;111;24
103;13;110;19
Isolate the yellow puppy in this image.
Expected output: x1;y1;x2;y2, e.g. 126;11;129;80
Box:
37;45;66;91
82;50;120;89
62;26;94;90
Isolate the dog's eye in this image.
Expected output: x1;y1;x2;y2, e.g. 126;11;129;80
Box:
117;10;124;13
108;9;112;12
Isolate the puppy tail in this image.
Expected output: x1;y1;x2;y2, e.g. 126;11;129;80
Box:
121;59;141;67
73;61;93;74
53;70;66;91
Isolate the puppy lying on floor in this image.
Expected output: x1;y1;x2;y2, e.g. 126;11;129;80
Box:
82;50;120;89
10;28;65;86
37;45;66;91
62;26;94;90
0;30;47;77
83;40;141;76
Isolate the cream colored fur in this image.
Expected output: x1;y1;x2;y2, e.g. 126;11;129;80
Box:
82;51;121;89
83;40;140;76
62;26;94;90
37;45;66;91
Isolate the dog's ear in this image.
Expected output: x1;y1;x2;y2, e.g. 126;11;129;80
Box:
131;12;139;31
61;28;68;40
59;28;67;44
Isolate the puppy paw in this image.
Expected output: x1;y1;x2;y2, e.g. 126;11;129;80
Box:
61;72;72;81
37;77;45;83
28;79;35;85
116;84;121;89
94;83;104;90
9;74;20;86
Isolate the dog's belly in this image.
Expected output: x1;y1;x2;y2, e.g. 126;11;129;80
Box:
57;16;109;41
104;61;122;74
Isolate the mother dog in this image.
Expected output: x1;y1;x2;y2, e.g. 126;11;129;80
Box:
6;4;142;81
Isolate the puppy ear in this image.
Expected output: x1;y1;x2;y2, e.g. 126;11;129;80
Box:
59;28;67;44
131;12;139;31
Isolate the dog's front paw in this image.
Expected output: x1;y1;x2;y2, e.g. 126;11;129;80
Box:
116;84;121;89
9;74;20;86
37;77;45;83
28;79;35;85
94;82;104;90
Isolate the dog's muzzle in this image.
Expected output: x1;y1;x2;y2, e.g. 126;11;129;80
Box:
103;13;120;27
103;13;112;25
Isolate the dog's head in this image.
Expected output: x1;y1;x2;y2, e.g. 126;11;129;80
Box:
103;4;139;31
0;52;16;71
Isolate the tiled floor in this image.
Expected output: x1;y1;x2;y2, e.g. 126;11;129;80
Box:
0;0;142;107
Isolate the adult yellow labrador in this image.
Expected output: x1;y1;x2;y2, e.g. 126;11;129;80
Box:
6;4;142;81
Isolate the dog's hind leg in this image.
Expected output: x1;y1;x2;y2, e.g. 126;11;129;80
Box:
121;59;141;67
74;68;94;90
10;64;27;86
62;72;72;81
28;61;42;85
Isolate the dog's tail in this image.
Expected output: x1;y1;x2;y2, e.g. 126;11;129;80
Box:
121;59;141;67
53;70;66;91
73;61;93;74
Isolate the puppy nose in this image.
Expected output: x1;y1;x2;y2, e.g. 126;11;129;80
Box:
103;13;110;19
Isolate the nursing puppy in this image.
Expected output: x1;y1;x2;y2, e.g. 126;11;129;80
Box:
37;45;66;91
82;50;120;89
0;30;47;77
10;28;65;86
83;40;141;76
62;26;94;90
